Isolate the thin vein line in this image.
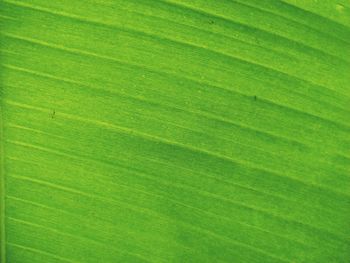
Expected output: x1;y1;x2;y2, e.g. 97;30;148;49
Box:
2;0;350;99
5;157;312;248
160;0;350;63
6;195;193;254
2;34;350;131
2;63;345;149
7;242;80;263
5;100;350;198
279;0;350;29
227;0;350;44
7;174;293;262
8;157;350;243
7;217;152;263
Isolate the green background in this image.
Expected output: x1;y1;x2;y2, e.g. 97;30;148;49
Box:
1;0;350;262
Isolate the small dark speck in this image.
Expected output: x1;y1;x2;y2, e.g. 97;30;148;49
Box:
209;20;214;25
51;109;55;119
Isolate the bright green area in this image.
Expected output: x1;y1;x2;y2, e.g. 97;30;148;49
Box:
1;0;350;262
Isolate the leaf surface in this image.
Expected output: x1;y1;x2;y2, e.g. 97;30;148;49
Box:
1;0;350;262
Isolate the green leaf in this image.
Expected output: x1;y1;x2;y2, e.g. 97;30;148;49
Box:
1;0;350;262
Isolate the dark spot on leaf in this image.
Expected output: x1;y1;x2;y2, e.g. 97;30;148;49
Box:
51;109;55;119
209;20;214;25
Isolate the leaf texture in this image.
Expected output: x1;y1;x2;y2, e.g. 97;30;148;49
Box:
1;0;350;262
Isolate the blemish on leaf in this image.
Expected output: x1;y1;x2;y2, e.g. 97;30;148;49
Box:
51;109;55;119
